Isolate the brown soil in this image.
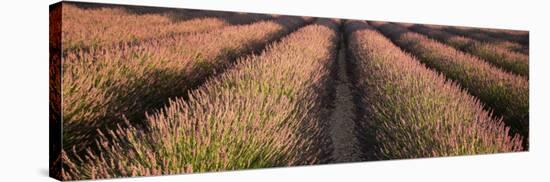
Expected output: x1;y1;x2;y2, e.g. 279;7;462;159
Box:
328;35;360;163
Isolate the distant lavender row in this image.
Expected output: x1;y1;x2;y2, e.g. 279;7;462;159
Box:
346;20;522;159
62;16;308;152
470;27;529;46
370;21;529;145
405;23;529;77
62;4;271;51
441;25;529;52
62;19;339;180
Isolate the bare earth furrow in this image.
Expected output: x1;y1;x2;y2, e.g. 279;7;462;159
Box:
328;33;361;163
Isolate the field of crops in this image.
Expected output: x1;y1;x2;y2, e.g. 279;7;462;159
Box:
50;2;529;180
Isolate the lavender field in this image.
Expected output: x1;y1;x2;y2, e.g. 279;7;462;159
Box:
50;2;529;181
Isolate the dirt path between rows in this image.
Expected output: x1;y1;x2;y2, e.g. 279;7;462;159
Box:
328;34;361;163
